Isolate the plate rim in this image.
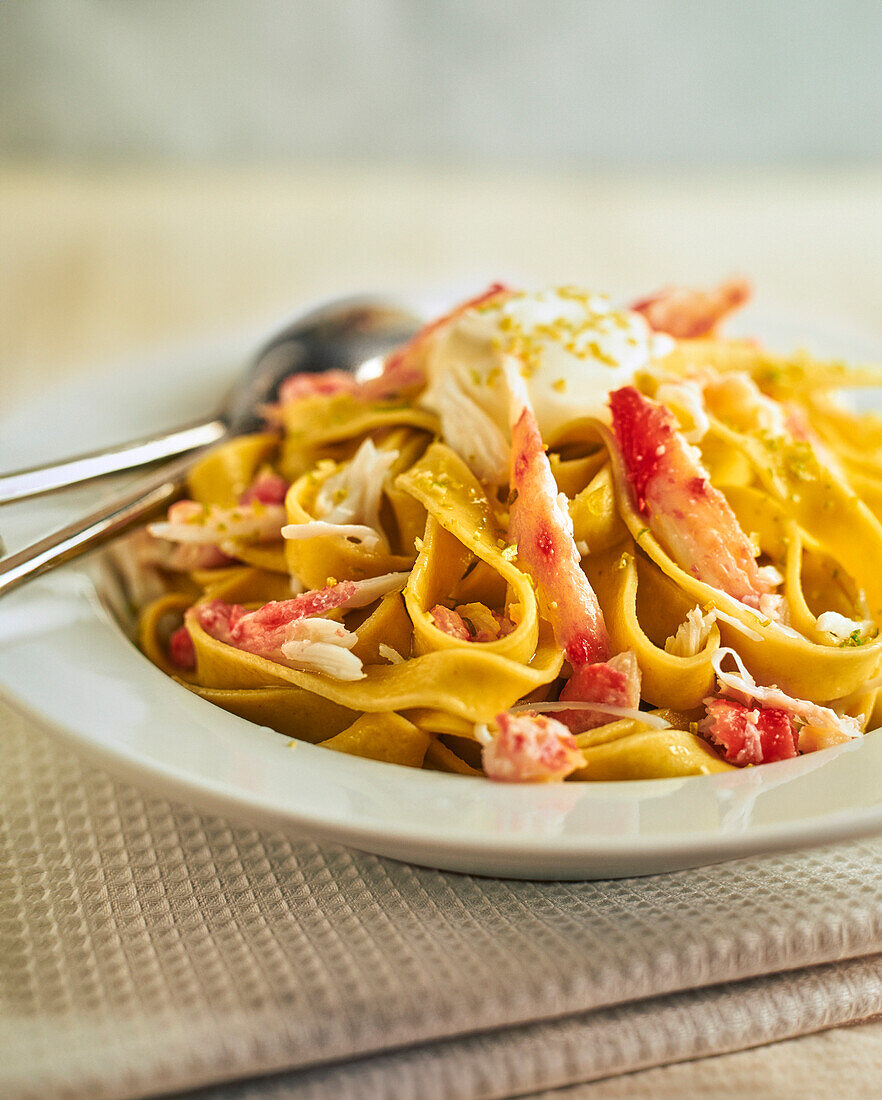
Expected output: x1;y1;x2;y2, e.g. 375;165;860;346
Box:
4;660;882;878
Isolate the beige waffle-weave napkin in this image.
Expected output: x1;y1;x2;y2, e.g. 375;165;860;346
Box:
2;698;882;1100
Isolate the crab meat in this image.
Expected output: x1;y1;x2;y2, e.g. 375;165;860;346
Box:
282;438;399;551
429;605;471;641
609;386;777;611
149;470;288;567
279;617;364;680
429;603;515;643
278;370;360;405
631;277;751;339
664;606;717;657
197;583;347;650
275;287;510;409
423;368;510;484
710;646;862;751
282;520;384;550
362;283;510;400
556;650;642;732
816;611;876;645
195;572;407;665
315;438;398;530
482;712;583;782
108;527;227;597
168;624;196;669
699;698;798;766
194;580;365;678
238;470;289;506
148;498;287;548
508;383;611;666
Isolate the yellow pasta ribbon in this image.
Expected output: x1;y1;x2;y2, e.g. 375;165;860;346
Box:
138;591;200;682
187;433;279;505
320;712;431;768
658;340;882;398
569;463;629;553
183;684;358;742
279;393;439;480
397;443;540;664
588;549;721;710
573;728;733;780
597;418;882;701
283;440;419;588
185;604;562;723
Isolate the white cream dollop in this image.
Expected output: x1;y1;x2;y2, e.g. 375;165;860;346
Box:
421;287;674;446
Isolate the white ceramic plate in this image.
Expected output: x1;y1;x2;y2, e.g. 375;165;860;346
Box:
3;300;882;880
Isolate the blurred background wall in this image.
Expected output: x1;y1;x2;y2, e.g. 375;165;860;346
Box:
2;0;880;167
3;0;881;404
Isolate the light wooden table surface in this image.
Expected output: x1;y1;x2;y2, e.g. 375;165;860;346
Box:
3;164;882;403
2;163;881;1097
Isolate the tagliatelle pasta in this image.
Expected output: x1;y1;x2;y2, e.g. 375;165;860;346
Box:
128;280;882;782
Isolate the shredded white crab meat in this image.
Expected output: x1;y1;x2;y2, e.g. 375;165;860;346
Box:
473;722;493;746
282;520;384;550
742;591;788;623
655;379;710;443
757;565;784;587
378;643;404;665
149;502;286;545
314;438;398;531
279;617;365;680
708;604;764;641
664;606;717;657
711;647;862;749
816;611;876;644
283;439;398;551
423;369;510;484
346;571;410;606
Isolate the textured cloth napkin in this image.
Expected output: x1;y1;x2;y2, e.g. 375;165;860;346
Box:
3;698;882;1100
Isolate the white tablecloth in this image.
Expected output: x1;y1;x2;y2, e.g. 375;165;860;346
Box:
3;704;882;1098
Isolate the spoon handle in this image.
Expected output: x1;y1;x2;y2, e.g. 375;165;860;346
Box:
0;451;208;598
0;417;227;505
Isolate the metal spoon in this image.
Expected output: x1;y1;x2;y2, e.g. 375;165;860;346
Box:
0;297;421;597
0;297;420;504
